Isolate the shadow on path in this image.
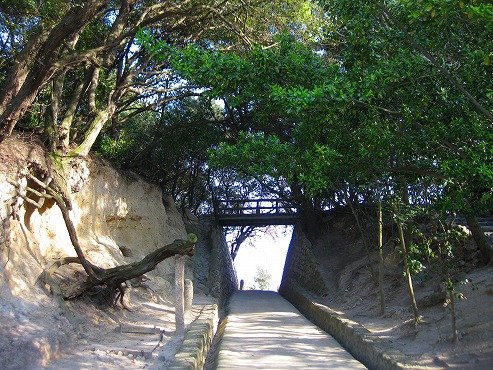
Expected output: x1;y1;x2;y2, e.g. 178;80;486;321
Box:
216;290;367;369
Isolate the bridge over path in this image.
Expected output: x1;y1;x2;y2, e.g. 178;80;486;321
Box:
214;291;367;369
214;198;298;226
213;201;365;368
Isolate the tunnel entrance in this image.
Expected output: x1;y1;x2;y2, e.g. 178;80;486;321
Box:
227;225;293;291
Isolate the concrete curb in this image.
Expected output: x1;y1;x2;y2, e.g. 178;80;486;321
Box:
167;304;219;370
280;285;411;370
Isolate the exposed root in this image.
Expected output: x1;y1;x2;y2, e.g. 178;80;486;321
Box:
38;269;82;331
10;170;197;309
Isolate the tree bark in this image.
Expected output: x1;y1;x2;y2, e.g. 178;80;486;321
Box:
0;27;50;115
397;221;421;324
378;197;385;315
58;234;197;300
175;255;185;333
44;74;65;152
0;0;109;142
397;176;421;324
70;108;113;157
465;214;493;265
45;179;100;281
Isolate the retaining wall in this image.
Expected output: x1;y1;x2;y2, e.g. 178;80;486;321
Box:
281;224;329;296
182;214;238;307
168;304;219;370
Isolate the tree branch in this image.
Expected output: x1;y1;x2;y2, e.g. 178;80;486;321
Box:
378;4;493;122
374;166;448;180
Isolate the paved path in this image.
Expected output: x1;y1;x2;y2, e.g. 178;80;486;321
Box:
216;290;367;369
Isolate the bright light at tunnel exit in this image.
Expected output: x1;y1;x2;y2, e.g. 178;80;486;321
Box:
233;226;293;291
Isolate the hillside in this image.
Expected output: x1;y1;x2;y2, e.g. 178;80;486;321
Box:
314;209;493;368
0;135;201;369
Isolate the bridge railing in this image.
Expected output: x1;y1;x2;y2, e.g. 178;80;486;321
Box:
214;198;296;216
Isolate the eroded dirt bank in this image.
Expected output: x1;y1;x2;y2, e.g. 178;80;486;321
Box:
307;210;493;369
0;135;197;369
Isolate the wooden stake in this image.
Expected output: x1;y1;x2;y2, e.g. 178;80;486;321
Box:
175;255;185;334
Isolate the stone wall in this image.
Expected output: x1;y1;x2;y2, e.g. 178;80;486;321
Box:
183;213;238;309
167;303;219;370
279;224;328;297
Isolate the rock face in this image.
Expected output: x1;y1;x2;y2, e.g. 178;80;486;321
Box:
0;136;189;368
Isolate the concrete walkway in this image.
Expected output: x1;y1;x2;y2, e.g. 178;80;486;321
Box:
216;290;367;369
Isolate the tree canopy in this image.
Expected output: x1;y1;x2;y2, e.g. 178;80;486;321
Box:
160;0;493;219
2;0;493;233
0;0;322;151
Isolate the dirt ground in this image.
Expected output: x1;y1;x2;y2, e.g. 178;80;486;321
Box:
326;263;493;369
0;134;213;370
317;213;493;369
45;287;215;370
45;266;493;370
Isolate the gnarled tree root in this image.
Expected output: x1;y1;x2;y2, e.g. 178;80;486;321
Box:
42;234;197;306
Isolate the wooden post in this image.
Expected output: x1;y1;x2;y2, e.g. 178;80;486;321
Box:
184;279;193;321
175;255;185;334
378;197;385;315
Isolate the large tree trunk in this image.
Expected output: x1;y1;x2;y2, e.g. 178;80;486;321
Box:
465;214;493;265
70;108;114;157
0;27;50;115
